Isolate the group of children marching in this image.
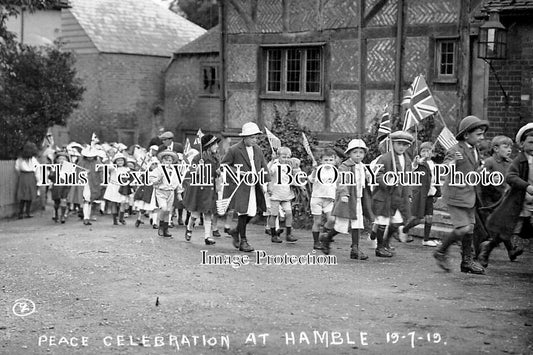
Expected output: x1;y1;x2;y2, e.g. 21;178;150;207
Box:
258;117;532;275
21;118;532;273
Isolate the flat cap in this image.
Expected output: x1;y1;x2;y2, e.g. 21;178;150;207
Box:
159;131;174;140
389;131;414;144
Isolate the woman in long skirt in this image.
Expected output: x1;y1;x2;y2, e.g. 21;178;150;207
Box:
15;142;40;219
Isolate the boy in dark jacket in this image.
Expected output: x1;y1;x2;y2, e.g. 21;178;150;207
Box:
483;123;533;266
372;131;414;257
433;116;488;274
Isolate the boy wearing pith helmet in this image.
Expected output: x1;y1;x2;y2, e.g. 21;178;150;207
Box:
372;130;414;257
434;115;488;274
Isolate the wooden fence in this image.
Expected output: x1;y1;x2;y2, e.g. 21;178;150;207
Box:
0;160;42;219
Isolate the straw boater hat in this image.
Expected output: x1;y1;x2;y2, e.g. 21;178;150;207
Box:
389;131;414;144
53;150;70;162
81;146;99;158
157;150;179;163
201;134;220;151
159;131;174;140
516;122;533;144
344;139;368;154
112;152;126;163
455;115;489;140
239;122;262;137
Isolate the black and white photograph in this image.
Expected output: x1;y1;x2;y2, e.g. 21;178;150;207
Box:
0;0;532;353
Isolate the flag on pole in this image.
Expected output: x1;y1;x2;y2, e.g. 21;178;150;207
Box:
377;111;392;141
193;129;204;145
264;127;281;151
302;133;316;165
401;85;413;109
436;127;458;151
406;75;438;122
91;133;99;147
402;108;419;131
184;138;191;155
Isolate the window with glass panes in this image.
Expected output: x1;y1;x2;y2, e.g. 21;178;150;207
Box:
265;46;323;96
437;40;456;76
200;63;220;95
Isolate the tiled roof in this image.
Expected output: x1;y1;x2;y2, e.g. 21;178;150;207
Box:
175;25;220;55
480;0;533;13
69;0;206;57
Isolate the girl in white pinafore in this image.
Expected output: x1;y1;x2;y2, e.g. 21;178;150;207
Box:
103;153;130;225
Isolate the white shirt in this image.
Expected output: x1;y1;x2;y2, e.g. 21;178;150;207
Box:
15;157;39;172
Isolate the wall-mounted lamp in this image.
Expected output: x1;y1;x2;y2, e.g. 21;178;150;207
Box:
478;11;509;106
478;11;507;60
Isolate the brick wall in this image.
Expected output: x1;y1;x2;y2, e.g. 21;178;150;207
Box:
486;20;533;139
67;53;168;147
164;54;222;141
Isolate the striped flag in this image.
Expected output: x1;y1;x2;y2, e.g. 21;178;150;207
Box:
193;129;204;145
437;127;458;151
302;133;317;165
377;111;392;141
406;75;438;122
264;127;281;151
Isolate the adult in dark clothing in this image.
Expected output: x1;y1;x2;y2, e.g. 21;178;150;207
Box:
221;122;270;252
157;131;183;154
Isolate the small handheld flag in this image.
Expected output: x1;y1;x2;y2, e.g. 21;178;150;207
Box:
436;127;458;151
184;138;191;155
402;108;419;131
406;75;438;122
302;133;317;165
377;111;392;141
193;129;204;145
264;127;281;153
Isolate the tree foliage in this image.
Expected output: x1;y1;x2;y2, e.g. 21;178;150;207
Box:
258;105;319;171
0;45;85;159
177;0;218;29
0;0;58;66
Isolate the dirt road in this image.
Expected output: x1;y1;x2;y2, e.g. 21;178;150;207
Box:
1;210;532;354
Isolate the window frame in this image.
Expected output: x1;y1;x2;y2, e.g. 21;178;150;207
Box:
199;61;220;98
260;43;325;101
434;37;458;84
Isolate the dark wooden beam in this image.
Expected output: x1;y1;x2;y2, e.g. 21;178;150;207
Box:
363;0;388;27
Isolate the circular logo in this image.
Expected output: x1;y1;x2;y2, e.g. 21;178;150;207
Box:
12;299;36;317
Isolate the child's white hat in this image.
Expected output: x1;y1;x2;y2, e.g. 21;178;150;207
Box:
345;139;368;154
516;122;533;144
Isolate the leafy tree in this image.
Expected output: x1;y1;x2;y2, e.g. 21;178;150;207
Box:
0;45;85;159
1;0;58;68
176;0;218;29
258;105;319;171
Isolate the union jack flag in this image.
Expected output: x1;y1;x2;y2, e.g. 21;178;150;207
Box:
405;75;438;122
377;111;391;141
403;108;418;131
